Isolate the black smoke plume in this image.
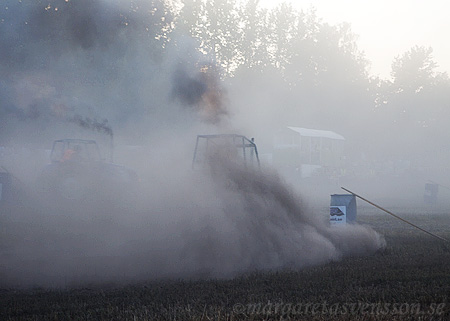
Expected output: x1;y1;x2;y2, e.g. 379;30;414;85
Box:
68;115;113;138
171;63;228;124
172;67;208;106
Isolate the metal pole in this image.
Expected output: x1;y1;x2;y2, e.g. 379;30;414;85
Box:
110;134;114;163
242;136;247;166
341;187;449;243
192;136;200;169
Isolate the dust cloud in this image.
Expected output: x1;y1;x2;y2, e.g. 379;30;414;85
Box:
0;148;385;287
0;0;385;288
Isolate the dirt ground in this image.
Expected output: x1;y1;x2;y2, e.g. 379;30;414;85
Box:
1;207;449;320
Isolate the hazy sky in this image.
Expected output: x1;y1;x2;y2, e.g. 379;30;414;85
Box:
260;0;450;79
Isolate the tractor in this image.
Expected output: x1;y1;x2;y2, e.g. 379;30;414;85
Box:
192;134;260;170
39;139;139;202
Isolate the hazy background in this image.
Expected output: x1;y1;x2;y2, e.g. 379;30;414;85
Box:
0;0;448;287
260;0;450;78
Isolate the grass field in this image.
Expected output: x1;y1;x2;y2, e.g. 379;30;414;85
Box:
1;207;449;320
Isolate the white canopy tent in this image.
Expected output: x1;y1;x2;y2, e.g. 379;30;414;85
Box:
273;126;345;177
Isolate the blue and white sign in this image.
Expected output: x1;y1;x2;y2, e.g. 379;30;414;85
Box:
330;205;346;224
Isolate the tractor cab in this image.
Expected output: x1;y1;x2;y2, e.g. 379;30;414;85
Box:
50;139;102;163
192;134;260;170
40;139;138;202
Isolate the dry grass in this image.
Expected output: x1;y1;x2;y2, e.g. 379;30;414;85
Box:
1;210;450;320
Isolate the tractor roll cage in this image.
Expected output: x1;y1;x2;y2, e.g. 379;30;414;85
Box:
192;134;260;169
50;139;102;163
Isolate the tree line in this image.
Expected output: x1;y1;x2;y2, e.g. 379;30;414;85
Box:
1;0;449;165
174;0;450;164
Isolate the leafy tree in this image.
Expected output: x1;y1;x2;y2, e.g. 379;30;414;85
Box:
236;0;269;69
175;0;204;39
203;0;241;74
391;46;438;94
177;0;241;75
370;46;450;162
266;2;298;71
285;8;321;87
386;46;449;125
